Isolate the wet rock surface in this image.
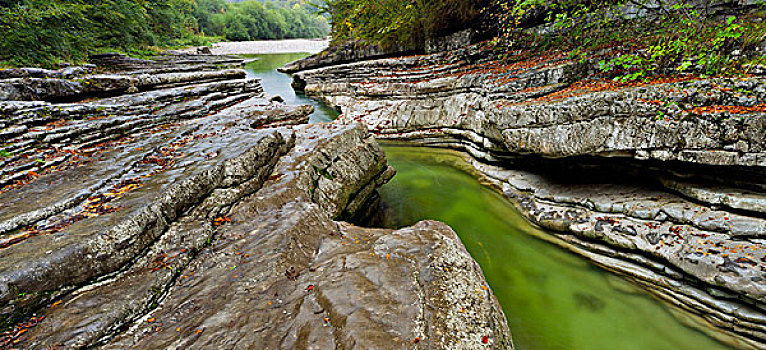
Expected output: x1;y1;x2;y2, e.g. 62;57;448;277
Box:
290;42;766;348
0;55;511;349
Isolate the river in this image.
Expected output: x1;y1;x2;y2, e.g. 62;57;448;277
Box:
243;53;338;123
243;52;733;350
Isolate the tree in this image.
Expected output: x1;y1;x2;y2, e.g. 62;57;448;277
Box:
320;0;484;48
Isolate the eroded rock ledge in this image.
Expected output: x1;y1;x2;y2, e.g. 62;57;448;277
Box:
0;56;511;349
290;42;766;348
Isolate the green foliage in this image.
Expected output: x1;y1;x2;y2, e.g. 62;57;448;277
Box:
194;0;330;42
0;0;200;67
596;10;753;81
489;0;766;80
0;0;330;67
319;0;484;48
224;13;253;41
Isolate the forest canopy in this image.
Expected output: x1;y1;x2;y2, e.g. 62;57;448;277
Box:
194;0;329;41
0;0;329;67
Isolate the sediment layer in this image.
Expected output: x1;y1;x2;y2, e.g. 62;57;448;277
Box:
0;54;511;349
291;42;766;348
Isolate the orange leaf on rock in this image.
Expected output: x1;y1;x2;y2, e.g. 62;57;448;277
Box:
213;216;232;226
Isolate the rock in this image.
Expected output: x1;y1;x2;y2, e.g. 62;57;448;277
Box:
475;159;766;349
0;66;95;80
0;69;247;102
249;104;313;129
278;40;418;74
89;52;245;72
293;45;766;167
425;29;478;54
280;30;481;74
0;52;512;349
289;40;766;347
0;84;304;328
89;53;157;69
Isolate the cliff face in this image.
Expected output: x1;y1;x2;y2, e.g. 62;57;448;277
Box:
291;42;766;348
0;54;511;349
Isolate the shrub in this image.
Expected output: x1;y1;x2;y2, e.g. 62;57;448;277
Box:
488;0;766;79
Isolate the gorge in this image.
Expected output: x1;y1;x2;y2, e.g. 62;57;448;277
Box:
253;51;756;350
0;0;765;348
281;27;766;349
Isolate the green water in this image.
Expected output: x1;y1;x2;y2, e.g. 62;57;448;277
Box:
241;53;339;123
249;55;734;349
375;145;732;350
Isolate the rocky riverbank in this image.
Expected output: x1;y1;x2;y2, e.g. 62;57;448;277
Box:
0;53;510;349
290;40;766;348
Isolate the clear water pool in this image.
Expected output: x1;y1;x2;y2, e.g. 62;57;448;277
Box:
250;55;735;350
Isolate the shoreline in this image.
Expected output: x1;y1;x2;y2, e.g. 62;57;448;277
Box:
178;39;329;56
288;41;766;349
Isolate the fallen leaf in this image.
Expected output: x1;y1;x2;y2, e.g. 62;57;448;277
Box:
213;216;232;226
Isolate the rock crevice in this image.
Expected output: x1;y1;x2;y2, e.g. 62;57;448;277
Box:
290;41;766;348
0;53;511;349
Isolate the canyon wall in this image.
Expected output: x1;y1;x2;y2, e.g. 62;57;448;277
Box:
291;41;766;349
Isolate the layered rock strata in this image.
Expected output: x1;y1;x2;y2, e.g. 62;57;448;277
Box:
291;43;766;348
278;30;479;74
0;57;511;349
